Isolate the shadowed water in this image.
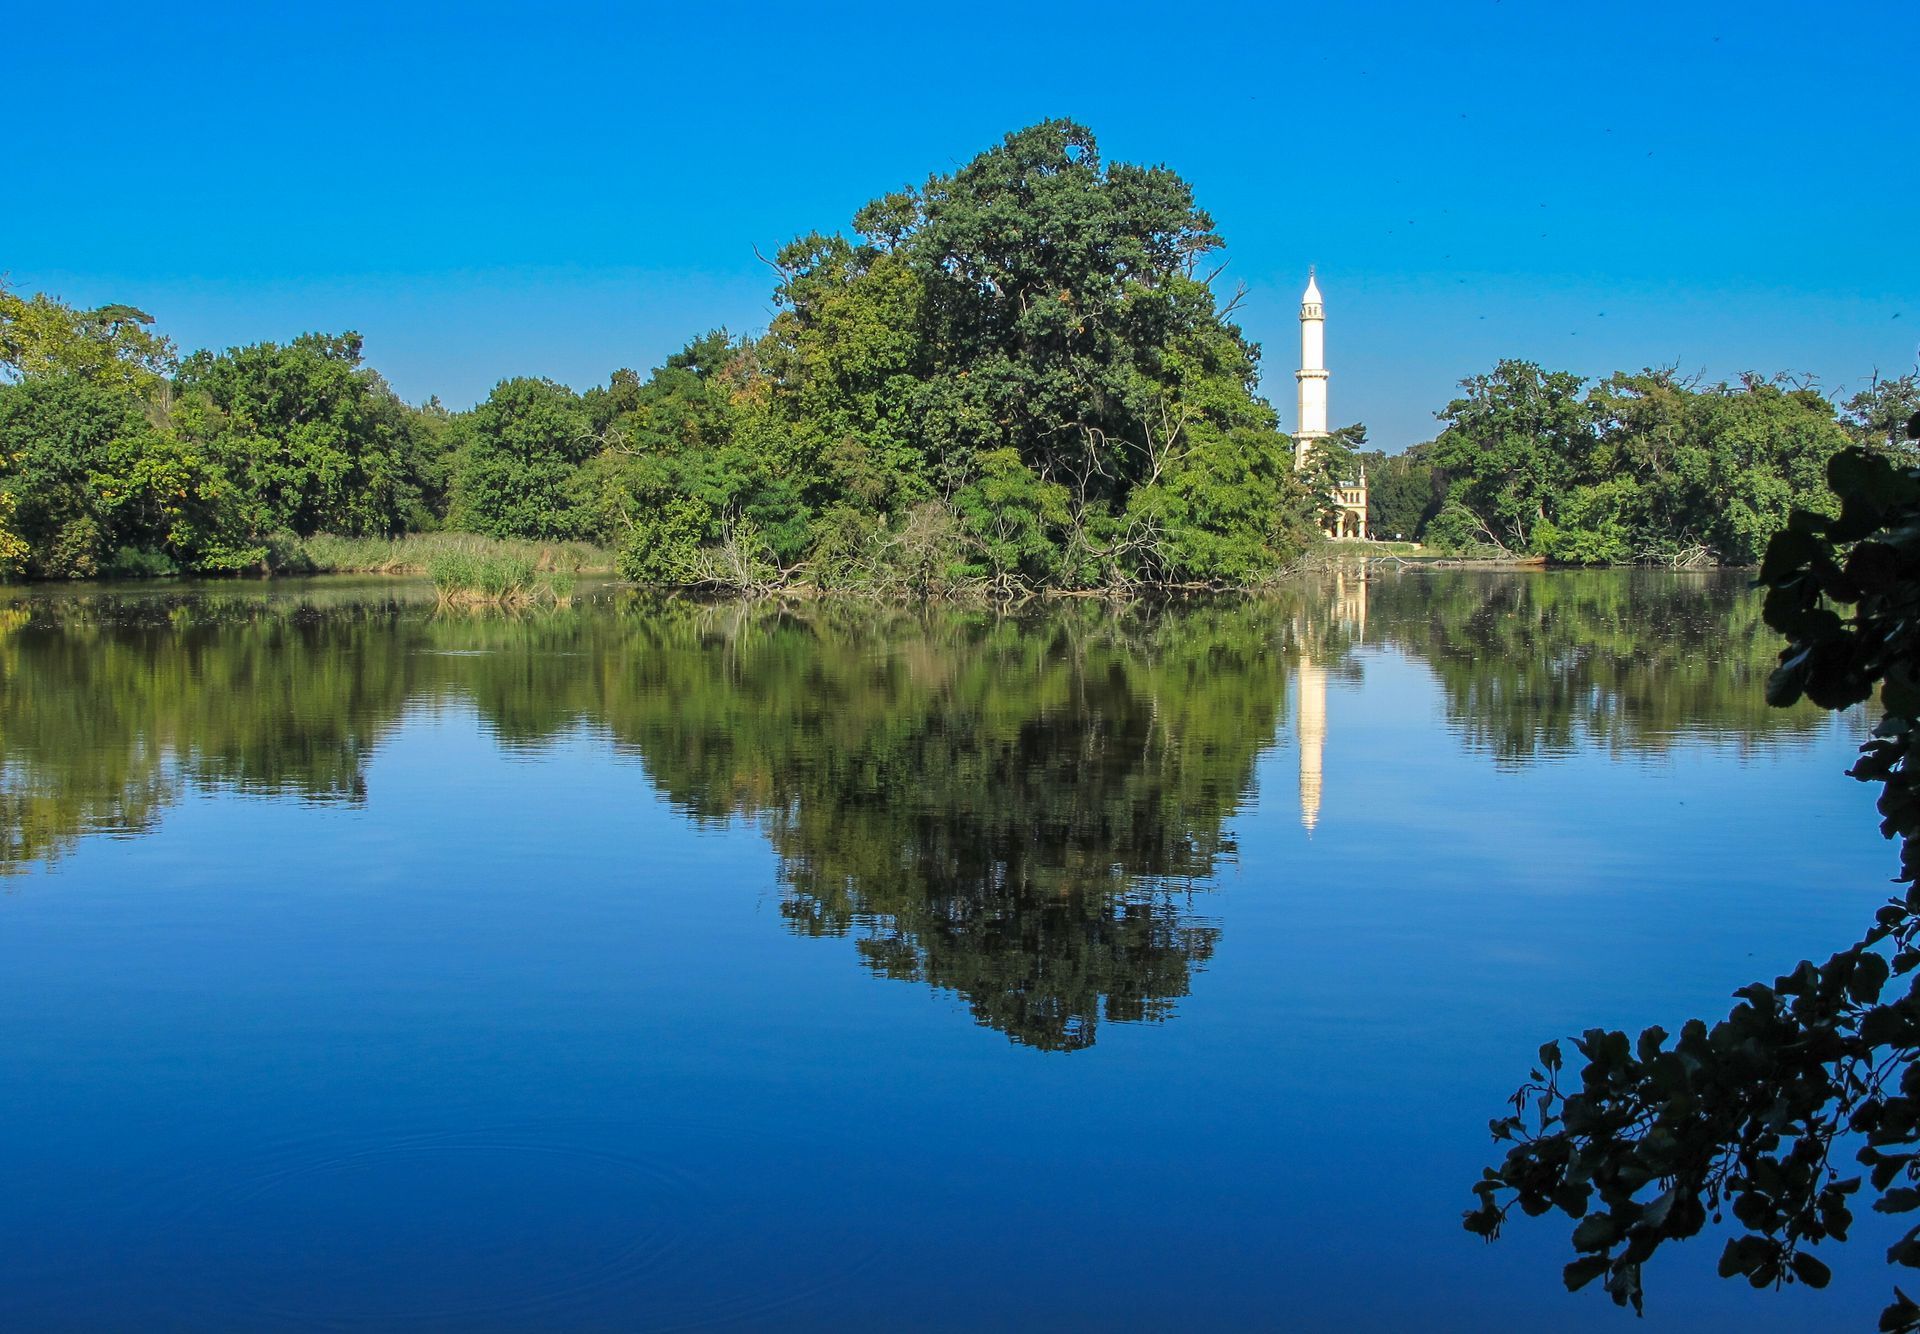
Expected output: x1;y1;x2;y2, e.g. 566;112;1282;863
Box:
0;570;1895;1329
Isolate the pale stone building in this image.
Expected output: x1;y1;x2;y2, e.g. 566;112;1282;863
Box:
1292;270;1369;540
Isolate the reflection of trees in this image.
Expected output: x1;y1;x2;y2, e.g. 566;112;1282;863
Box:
0;590;1288;1050
593;603;1292;1050
0;589;426;871
1364;570;1829;762
0;571;1833;1042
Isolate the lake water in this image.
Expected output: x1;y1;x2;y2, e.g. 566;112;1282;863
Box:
0;569;1897;1330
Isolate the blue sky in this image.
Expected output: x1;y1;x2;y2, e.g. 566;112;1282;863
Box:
7;0;1914;449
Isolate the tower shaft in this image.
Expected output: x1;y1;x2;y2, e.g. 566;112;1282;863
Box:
1295;270;1328;469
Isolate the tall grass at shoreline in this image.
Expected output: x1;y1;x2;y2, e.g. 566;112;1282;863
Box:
425;550;576;607
290;532;613;577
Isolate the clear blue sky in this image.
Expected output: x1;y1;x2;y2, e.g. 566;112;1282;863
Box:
7;0;1914;449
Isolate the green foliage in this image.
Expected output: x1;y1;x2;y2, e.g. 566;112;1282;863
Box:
710;120;1301;590
1421;501;1494;555
616;490;718;584
566;122;1301;592
1536;478;1638;566
0;284;176;391
0;132;1866;586
1359;441;1442;542
103;546;180;579
426;549;571;606
176;332;436;540
1423;364;1849;564
0;306;447;578
1465;412;1920;1330
1125;422;1294;584
0;374;139;575
0;489;29;579
1432;360;1595;554
1844;374;1920;464
1652;375;1845;565
906;121;1225;500
450;377;593;540
951;447;1072;586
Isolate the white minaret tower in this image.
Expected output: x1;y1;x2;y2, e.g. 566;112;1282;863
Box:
1294;268;1328;470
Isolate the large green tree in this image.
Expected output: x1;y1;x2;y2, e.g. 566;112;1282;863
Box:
1430;359;1596;554
451;376;594;539
174;332;437;540
1426;363;1849;565
610;120;1306;591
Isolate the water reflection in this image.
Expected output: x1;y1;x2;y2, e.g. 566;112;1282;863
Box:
568;603;1294;1049
0;570;1829;1046
1366;570;1820;762
1295;568;1370;832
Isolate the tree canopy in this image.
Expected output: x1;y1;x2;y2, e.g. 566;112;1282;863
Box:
590;120;1309;591
0;128;1897;585
0;126;1318;588
0;287;444;577
1373;362;1877;565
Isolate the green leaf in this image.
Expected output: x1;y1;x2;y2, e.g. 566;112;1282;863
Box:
1563;1255;1609;1291
1572;1212;1620;1252
1791;1252;1832;1288
1854;952;1894;1004
1878;1187;1920;1215
1759;526;1818;586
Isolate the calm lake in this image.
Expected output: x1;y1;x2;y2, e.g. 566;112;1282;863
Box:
0;569;1897;1330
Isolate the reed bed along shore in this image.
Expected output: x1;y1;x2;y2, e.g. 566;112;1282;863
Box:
424;550;576;607
290;532;614;578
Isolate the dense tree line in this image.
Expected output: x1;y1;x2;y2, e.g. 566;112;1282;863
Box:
0;289;448;578
4;120;1905;584
1361;363;1918;564
0;122;1319;590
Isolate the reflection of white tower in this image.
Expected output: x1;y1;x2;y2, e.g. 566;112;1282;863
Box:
1333;568;1368;638
1298;652;1326;833
1294;268;1328;470
1298;573;1364;832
